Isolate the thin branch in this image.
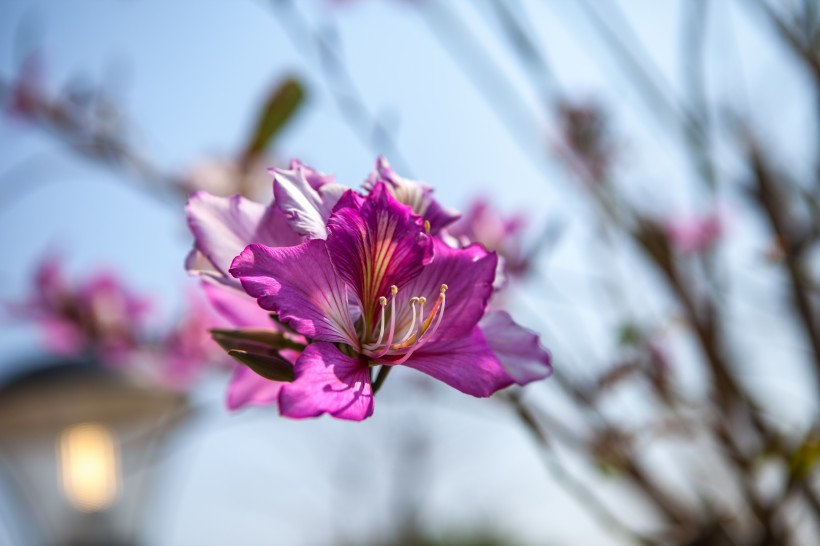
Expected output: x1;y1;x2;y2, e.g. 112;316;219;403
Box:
267;0;415;176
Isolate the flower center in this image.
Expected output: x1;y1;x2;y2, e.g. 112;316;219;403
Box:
362;283;448;362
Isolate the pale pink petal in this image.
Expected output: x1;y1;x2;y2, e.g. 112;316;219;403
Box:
226;365;285;410
271;167;347;239
200;280;273;328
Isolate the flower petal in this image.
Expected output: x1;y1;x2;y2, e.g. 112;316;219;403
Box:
289;159;336;189
392;238;497;342
326;183;433;324
185;192;299;286
365;156;460;234
226;365;285;410
272;166;347;239
480;311;552;385
279;342;373;421
229;240;359;347
402;327;514;397
200;280;273;328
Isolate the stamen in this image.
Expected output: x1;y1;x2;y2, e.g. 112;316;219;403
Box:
370;296;388;347
391;284;448;365
397;297;420;344
370;286;398;358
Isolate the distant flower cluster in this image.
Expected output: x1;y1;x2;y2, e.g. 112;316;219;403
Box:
185;157;553;420
9;256;227;390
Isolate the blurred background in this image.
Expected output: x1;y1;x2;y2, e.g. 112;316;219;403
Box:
0;0;818;544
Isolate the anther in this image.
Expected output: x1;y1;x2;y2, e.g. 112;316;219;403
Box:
379;296;387;306
440;284;448;294
424;220;431;234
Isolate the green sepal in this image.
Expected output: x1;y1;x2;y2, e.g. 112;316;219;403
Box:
210;328;305;352
227;349;295;382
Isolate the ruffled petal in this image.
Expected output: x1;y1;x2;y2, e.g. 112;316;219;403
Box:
401;327;513;397
326;183;433;325
271;166;347;239
229;240;359;347
365;156;460;234
279;342;373;421
392;238;497;342
480;311;552;385
226;365;285;410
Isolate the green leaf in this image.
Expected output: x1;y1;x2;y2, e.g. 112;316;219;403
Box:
617;323;643;347
227;349;295;382
241;77;305;161
789;434;820;479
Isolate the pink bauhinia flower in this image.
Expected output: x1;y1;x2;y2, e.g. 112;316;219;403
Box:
228;179;552;421
184;158;552;420
663;208;726;254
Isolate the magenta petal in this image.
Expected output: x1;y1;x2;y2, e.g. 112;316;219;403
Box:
226;365;285;410
395;238;497;341
327;183;433;321
229;240;359;346
402;327;514;397
279;342;373;421
480;311;552;385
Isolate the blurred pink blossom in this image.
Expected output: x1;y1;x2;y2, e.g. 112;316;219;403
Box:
6;52;44;121
663;208;727;254
447;198;528;279
14;256;150;363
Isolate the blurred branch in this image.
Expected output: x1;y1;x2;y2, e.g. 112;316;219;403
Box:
0;77;182;206
485;0;561;102
745;137;820;397
419;1;554;176
504;393;657;546
267;0;415;176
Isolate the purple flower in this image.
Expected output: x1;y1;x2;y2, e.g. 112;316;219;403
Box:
229;181;551;421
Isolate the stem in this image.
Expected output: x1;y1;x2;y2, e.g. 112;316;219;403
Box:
371;364;392;394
